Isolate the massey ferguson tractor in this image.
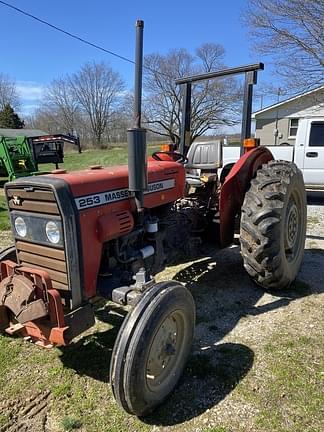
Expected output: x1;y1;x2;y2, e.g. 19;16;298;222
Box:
0;21;306;416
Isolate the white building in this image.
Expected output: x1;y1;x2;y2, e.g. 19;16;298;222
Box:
253;86;324;145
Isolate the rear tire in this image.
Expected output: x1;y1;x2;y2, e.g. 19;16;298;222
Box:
110;281;195;416
240;160;306;290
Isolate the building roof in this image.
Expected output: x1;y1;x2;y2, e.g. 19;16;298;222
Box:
0;128;48;138
253;85;324;118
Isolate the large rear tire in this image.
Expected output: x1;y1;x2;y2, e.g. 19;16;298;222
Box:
110;281;195;416
240;160;306;290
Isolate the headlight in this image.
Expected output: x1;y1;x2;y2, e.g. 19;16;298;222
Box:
46;221;60;244
14;216;27;237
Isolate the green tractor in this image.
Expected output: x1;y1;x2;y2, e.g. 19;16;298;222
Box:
0;135;38;181
0;133;81;181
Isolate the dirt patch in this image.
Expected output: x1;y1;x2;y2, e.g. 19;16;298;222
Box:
0;390;51;432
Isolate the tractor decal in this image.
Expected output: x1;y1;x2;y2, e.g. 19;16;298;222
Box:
75;179;175;210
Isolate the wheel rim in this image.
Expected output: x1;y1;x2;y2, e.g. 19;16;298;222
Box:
284;190;303;262
145;310;186;393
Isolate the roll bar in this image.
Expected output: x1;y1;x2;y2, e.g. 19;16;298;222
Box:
176;63;264;156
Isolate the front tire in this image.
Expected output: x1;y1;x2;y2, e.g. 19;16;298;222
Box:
240;160;306;290
0;245;16;262
110;281;195;416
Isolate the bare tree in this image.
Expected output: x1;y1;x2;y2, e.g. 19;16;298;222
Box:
42;78;79;135
143;44;240;145
69;62;124;147
0;73;20;110
25;106;74;135
244;0;324;91
26;106;94;146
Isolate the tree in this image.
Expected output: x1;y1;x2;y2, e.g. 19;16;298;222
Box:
69;62;124;147
0;73;20;110
0;104;24;128
42;78;79;135
244;0;324;91
143;44;240;145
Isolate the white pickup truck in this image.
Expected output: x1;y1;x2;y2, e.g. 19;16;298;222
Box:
222;118;324;189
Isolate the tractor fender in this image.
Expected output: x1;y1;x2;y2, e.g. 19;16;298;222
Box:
219;146;274;247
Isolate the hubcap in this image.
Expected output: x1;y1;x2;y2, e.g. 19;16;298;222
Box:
146;311;185;392
286;203;298;249
285;194;301;261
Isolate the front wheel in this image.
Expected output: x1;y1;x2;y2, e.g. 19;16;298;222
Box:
240;160;306;290
0;246;16;262
110;281;195;416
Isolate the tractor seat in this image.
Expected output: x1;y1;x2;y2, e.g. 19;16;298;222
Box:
185;140;223;187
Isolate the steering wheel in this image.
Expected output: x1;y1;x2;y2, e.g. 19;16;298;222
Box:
152;151;188;164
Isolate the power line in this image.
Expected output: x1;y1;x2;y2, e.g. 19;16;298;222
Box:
0;0;175;79
0;0;136;65
1;2;197;88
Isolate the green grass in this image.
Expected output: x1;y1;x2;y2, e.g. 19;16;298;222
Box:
0;195;10;230
61;416;82;431
41;145;160;172
237;334;324;432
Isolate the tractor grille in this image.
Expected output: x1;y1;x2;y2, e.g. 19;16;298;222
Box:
6;187;69;292
7;188;60;215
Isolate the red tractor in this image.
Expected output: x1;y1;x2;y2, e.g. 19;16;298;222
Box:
0;21;306;416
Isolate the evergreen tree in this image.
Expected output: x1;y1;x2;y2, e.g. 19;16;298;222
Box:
0;104;24;128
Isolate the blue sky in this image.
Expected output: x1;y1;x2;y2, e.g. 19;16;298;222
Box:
0;0;276;117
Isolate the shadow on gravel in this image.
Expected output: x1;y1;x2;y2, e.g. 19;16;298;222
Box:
307;191;324;205
58;304;126;382
144;342;254;426
306;234;324;241
58;246;320;426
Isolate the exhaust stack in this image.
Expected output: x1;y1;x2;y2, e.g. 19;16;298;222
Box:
128;20;147;219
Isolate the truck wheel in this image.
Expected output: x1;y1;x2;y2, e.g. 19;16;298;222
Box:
240;160;306;290
110;281;195;416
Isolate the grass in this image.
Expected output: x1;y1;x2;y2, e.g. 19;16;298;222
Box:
0;195;10;230
41;144;160;172
61;416;82;431
237;333;324;432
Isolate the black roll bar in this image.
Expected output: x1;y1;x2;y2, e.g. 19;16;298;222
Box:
176;63;264;156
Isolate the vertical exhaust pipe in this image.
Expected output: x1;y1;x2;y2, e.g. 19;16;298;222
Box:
128;20;147;221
